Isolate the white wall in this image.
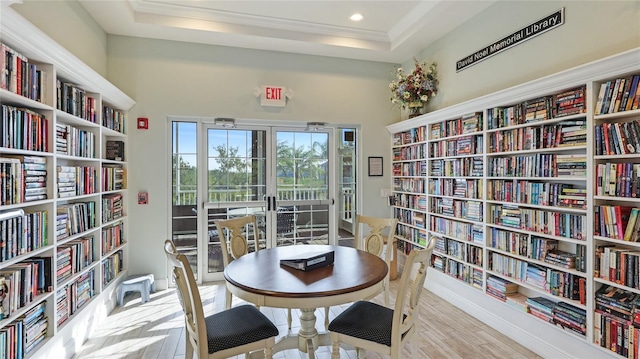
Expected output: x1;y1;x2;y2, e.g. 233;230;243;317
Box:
12;0;108;77
105;35;398;280
415;0;640;112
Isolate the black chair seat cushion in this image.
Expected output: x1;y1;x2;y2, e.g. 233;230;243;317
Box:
205;304;279;354
328;301;402;347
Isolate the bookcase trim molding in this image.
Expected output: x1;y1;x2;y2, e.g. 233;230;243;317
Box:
387;47;640;134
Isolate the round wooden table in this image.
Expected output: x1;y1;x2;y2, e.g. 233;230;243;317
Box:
224;245;388;358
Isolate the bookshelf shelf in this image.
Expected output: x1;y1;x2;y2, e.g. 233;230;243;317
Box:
0;6;134;357
388;48;640;358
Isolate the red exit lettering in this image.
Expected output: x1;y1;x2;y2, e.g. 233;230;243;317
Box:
265;87;282;100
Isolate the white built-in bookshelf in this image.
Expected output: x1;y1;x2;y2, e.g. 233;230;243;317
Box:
388;48;640;358
0;5;134;358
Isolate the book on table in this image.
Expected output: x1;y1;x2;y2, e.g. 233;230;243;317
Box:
280;250;335;271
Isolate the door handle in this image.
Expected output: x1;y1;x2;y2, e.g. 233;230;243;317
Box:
267;196;271;211
272;196;276;210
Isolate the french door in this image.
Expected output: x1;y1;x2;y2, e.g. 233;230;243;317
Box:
199;123;334;281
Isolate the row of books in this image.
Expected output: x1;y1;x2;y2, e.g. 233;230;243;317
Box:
393;177;425;193
429;178;482;199
431;256;483;289
0;257;52;320
429;112;483;139
489;228;587;273
595;246;640;289
436;237;483;266
392;143;426;161
526;296;587;336
392;208;420;229
0;210;48;263
430;134;483;157
102;222;124;256
488;153;587;177
430;217;483;244
594;205;640;241
55;79;96;122
0;156;48;205
486;275;518;301
0;301;48;359
596;120;640;156
55;123;96;158
57;165;97;198
488;253;585;303
593;285;640;357
488;120;586;153
1;42;46;103
489;204;586;240
392;161;425;177
487;180;586;208
102;194;123;223
56;202;97;240
430;157;484;177
395;225;425;248
102;250;123;286
102;107;126;134
594;311;639;358
56;236;95;285
596;162;640;199
595;75;640;115
432;198;483;222
56;269;95;327
0;104;48;152
389;192;424;209
487;86;586;130
393;126;426;146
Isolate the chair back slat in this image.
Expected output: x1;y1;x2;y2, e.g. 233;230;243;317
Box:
164;239;208;357
215;215;260;266
354;214;398;259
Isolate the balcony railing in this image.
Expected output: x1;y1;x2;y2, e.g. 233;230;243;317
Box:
172;185;331;205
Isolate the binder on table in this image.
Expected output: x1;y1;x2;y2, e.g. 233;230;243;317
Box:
280;250;335;271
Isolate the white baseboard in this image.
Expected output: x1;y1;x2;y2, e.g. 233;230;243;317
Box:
425;269;617;359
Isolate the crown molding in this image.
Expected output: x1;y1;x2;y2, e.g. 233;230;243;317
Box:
0;4;135;110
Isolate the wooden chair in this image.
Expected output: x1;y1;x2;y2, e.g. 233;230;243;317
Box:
327;238;436;359
216;215;294;328
215;215;261;309
323;215;398;329
163;239;278;359
353;214;399;306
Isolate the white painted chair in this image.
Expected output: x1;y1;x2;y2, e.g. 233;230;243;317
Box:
324;215;398;329
215;215;261;309
216;215;294;328
328;238;436;359
163;239;278;359
352;214;399;307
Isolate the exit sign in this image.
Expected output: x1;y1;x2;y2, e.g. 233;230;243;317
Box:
261;85;286;107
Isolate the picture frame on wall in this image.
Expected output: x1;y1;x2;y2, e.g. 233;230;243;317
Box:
368;156;383;176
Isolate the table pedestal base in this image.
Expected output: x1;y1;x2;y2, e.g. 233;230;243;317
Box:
248;308;332;359
298;308;318;355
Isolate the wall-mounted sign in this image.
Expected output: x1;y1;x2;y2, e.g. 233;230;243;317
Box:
261;85;287;107
456;8;564;72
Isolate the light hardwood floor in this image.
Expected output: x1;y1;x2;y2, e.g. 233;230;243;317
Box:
74;279;543;359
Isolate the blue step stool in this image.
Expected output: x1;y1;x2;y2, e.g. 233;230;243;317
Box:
117;274;155;306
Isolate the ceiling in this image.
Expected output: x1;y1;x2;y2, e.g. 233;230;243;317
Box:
78;0;496;64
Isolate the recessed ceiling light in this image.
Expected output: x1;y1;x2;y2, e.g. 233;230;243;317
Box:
350;13;363;22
